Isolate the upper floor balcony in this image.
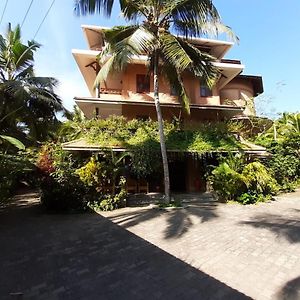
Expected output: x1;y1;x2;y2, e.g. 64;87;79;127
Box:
72;49;247;108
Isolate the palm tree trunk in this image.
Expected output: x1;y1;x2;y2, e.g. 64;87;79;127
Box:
153;51;170;203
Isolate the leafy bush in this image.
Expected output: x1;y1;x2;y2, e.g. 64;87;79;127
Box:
37;145;128;212
237;192;272;205
39;176;88;211
76;155;128;211
242;162;279;195
266;134;300;190
209;155;279;204
75;157;108;192
211;162;246;201
0;152;35;203
254;113;300;191
37;144;89;211
87;177;127;211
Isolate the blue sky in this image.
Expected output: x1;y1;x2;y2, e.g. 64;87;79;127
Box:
1;0;299;116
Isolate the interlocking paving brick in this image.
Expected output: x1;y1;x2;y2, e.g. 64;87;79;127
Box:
0;191;250;300
101;190;300;300
1;190;300;299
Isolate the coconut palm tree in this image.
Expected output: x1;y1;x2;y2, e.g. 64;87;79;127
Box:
279;112;300;135
0;24;64;143
74;0;235;202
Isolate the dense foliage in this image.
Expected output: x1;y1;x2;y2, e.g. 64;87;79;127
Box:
255;112;300;147
0;24;66;205
210;154;279;204
61;116;248;175
37;144;88;211
37;144;127;211
76;153;128;211
3;111;299;208
209;113;300;204
0;152;35;203
72;117;244;152
0;24;64;144
255;113;300;191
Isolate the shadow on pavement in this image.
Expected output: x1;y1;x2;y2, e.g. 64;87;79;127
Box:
239;213;300;244
276;275;300;300
0;195;247;300
107;201;219;240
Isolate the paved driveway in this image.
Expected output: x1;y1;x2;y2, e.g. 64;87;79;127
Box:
101;191;300;300
0;192;249;300
0;190;299;300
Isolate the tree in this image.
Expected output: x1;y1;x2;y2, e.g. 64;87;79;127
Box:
260;112;300;143
278;112;300;135
0;24;64;144
74;0;235;203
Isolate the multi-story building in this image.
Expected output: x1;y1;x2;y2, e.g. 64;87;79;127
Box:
64;25;265;194
72;25;263;122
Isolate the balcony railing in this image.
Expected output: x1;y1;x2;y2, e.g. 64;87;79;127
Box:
100;88;122;95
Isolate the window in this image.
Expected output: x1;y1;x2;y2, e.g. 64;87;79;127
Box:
200;83;212;97
136;74;150;93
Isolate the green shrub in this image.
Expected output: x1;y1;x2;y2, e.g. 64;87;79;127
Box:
98;189;127;211
37;144;129;212
265;135;300;189
255;113;300;191
210;162;247;202
40;176;88;211
37;144;89;211
0;152;35;203
75;157;108;192
88;177;127;211
0;179;14;203
237;192;272;205
242;162;279;195
210;155;279;204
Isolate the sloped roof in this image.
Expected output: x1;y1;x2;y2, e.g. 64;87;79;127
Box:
62;137;268;156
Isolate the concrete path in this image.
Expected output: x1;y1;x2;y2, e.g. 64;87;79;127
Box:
0;190;299;299
101;191;300;300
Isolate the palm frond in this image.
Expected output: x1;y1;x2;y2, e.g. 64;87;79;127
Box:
74;0;114;17
14;65;34;80
15;40;40;69
163;0;220;35
103;25;139;44
119;0;149;20
26;76;59;90
159;55;191;113
200;22;238;42
173;20;238;42
95;25;156;88
0;35;6;53
177;38;218;87
159;33;196;73
94;53;117;88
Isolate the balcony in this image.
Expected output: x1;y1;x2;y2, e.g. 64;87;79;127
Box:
100;88;122;95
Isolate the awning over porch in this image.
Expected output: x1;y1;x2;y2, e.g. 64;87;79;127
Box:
62;137;268;156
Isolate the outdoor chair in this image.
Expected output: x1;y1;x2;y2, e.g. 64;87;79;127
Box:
126;178;138;194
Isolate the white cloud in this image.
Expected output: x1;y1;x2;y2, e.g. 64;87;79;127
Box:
55;72;89;110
